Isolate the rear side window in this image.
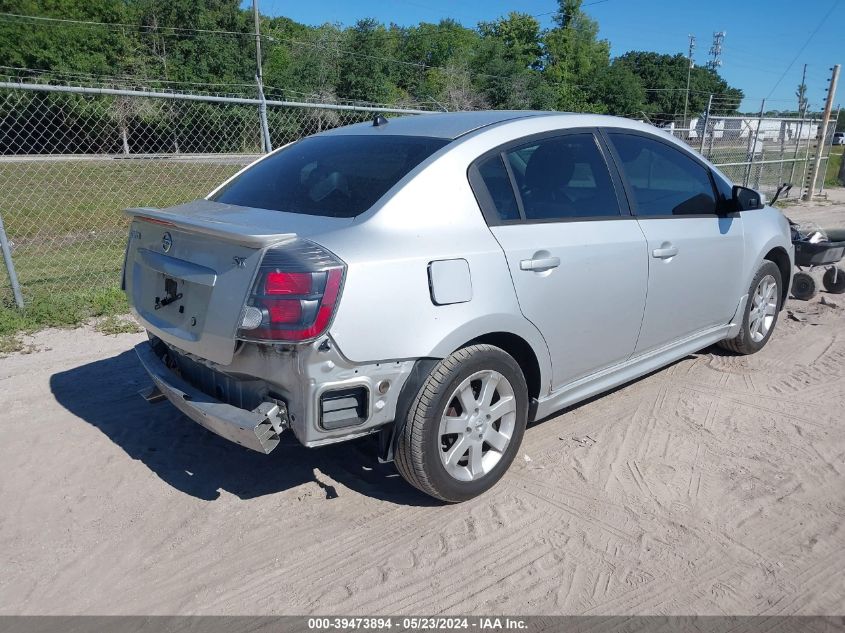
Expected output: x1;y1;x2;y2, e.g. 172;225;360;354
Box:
608;133;717;216
476;155;521;221
505;133;620;220
211;135;448;218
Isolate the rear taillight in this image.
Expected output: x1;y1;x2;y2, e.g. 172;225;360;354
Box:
238;239;346;343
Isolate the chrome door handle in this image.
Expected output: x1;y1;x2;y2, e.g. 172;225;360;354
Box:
520;256;560;272
652;245;678;259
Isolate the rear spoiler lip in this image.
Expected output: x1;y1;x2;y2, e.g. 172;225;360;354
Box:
124;206;297;248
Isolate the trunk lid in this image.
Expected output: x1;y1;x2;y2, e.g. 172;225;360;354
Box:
124;199;352;365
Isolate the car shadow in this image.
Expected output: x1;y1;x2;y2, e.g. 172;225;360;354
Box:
49;350;439;506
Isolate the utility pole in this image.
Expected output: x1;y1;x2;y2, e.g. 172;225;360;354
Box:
699;94;713;155
253;0;272;153
804;64;840;200
683;35;696;130
706;31;725;71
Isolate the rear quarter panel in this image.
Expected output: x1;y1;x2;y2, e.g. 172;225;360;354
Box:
315;139;552;391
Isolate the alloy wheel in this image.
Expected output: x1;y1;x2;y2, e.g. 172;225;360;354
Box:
749;274;778;343
437;370;517;482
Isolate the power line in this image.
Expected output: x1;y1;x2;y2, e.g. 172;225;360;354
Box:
0;11;605;88
0;5;756;105
0;11;254;37
531;0;613;19
765;0;841;99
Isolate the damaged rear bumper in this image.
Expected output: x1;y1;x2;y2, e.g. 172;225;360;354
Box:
134;342;288;454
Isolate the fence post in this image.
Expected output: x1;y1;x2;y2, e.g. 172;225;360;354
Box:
799;118;816;197
699;94;713;155
787;110;806;193
0;211;24;309
744;99;765;187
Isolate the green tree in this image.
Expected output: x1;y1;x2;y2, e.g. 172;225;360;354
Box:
395;19;477;104
615;51;743;124
336;18;397;104
588;62;646;116
473;13;552;110
128;0;252;84
0;0;132;75
478;12;543;70
543;0;611;111
264;21;343;100
0;0;748;127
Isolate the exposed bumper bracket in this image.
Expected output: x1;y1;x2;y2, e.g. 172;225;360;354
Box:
134;342;288;454
139;384;166;404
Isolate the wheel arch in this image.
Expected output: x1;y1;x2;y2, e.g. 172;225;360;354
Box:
763;246;791;308
380;330;546;463
464;331;542;404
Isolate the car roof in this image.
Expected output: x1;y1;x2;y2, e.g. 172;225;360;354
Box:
318;110;560;140
317;110;686;143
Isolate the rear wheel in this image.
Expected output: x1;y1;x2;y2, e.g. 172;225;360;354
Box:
394;344;528;502
791;271;816;300
822;267;845;294
719;261;782;355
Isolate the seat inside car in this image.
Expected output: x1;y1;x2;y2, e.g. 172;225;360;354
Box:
521;138;610;220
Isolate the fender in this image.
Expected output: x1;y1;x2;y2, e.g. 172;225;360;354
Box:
378;357;439;463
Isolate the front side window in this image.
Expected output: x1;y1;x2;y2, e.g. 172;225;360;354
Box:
504;133;620;221
212;135;449;218
608;133;717;216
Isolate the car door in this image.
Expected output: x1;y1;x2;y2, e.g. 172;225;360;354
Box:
604;130;745;356
469;130;649;391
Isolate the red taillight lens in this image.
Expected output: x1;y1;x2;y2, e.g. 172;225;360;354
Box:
265;271;312;295
266;299;302;324
238;240;345;343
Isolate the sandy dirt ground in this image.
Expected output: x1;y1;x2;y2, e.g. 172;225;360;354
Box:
2;200;845;616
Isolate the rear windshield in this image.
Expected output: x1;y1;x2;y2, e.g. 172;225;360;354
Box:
211;134;449;218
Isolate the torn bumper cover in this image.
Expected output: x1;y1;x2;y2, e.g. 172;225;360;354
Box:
134;342;287;454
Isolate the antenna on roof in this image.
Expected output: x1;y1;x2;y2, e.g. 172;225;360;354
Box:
373;114;388;127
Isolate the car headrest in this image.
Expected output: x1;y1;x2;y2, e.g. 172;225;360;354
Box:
524;141;576;193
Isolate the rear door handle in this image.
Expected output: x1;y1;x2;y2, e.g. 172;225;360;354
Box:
652;245;678;259
520;256;560;272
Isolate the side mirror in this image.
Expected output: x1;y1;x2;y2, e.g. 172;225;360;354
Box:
732;185;764;211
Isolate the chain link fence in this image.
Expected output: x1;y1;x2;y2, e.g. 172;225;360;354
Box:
0;81;839;311
664;101;838;199
0;82;429;308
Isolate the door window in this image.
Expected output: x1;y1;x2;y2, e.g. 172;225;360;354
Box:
608;133;717;216
504;133;621;221
475;154;521;221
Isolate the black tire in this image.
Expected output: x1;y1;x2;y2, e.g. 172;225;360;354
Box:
791;271;816;300
822;267;845;294
394;344;529;503
719;261;783;355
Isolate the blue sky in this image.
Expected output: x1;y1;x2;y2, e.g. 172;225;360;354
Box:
252;0;843;112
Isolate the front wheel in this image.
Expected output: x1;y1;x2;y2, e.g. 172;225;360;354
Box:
719;261;782;355
394;344;529;502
